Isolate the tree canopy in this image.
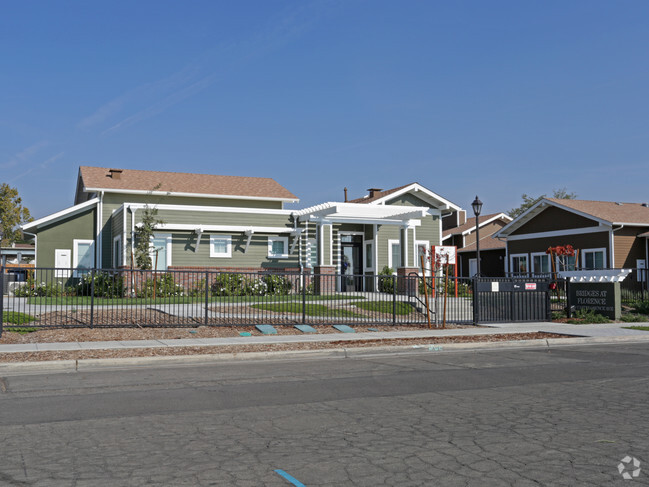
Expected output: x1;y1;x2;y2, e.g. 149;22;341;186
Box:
0;183;33;246
508;188;577;219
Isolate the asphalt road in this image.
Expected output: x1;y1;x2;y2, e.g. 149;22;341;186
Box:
0;343;648;486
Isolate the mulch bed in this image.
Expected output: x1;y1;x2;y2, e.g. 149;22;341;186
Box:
0;332;569;363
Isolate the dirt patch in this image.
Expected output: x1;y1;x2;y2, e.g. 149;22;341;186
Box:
0;323;475;344
0;332;568;363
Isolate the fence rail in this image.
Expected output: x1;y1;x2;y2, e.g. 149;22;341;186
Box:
0;267;475;333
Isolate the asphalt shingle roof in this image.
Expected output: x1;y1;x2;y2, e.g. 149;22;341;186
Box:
79;166;298;201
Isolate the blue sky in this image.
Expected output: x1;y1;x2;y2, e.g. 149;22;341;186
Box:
2;0;648;219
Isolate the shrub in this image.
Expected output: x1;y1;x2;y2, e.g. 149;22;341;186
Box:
632;301;649;315
566;309;610;324
620;313;649;323
378;266;395;293
137;274;184;298
14;278;64;297
210;273;246;296
244;277;268;296
263;274;292;295
76;271;125;298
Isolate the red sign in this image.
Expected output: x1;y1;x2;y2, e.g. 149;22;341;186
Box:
525;283;537;290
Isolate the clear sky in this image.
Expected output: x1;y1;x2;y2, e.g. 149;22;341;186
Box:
2;0;648;219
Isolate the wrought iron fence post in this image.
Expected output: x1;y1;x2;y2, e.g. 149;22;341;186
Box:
565;278;572;319
90;268;95;328
302;270;306;324
472;277;478;325
204;270;209;326
0;265;4;338
392;274;397;325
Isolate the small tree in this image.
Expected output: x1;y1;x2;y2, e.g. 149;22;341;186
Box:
0;183;33;246
509;188;577;219
134;205;162;270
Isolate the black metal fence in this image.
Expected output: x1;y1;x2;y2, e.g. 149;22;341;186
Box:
0;267;475;332
506;268;648;303
474;277;551;324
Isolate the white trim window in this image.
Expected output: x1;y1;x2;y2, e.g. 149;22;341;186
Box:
150;233;172;271
531;252;550;275
510;253;528;275
364;240;374;270
388;239;401;269
415;240;430;275
268;236;289;259
582;248;606;270
210;235;232;258
113;235;122;268
73;239;95;271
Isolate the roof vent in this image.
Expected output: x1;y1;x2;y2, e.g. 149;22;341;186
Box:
367;188;383;198
108;168;123;179
615;202;623;206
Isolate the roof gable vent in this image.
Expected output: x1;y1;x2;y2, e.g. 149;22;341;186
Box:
108;168;123;179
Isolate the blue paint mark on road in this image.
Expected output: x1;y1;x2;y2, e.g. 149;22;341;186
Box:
274;469;306;486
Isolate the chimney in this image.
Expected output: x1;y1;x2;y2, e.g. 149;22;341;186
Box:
344;187;348;202
458;210;467;226
109;168;123;179
367;188;383;198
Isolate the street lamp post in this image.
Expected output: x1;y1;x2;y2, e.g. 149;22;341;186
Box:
471;196;483;277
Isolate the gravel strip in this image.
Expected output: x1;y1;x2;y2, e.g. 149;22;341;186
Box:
0;333;568;363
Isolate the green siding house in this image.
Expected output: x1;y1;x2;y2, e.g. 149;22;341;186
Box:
22;167;460;290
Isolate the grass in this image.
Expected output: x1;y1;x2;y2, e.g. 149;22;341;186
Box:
354;301;413;315
623;326;649;331
619;314;649;323
3;311;37;325
250;302;364;318
24;294;367;306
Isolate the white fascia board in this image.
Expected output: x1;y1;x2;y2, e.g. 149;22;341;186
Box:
309;217;422;227
461;213;512;236
85;187;299;204
368;183;462;212
21;198;99;231
441;234;452;241
298;202;428;222
496;199;551;237
610;221;649;227
503;225;611;241
125;202;293;216
144;223;297;234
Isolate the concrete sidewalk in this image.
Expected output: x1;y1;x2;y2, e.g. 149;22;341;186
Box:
0;321;648;354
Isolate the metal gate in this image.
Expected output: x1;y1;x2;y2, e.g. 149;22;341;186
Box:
473;277;551;324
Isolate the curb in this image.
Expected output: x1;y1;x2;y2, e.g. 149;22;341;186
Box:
1;334;649;374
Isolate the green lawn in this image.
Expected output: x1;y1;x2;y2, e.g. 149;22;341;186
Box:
353;301;413;315
623;326;649;331
3;311;37;325
250;302;365;318
25;294;367;306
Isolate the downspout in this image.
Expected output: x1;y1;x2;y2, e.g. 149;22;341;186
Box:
291;213;303;275
96;191;104;268
129;205;137;266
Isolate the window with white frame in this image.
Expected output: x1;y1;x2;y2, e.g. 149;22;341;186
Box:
510;254;528;275
388;239;401;269
556;254;577;271
210;235;232;258
415;241;430;274
73;239;95;271
364;240;373;270
531;252;550;275
113;235;122;268
268;236;288;259
150;234;172;271
582;248;606;270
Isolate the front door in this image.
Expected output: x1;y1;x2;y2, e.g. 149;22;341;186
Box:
341;235;363;291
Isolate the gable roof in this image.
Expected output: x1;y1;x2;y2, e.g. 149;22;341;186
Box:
497;198;649;237
76;166;299;203
442;212;511;239
347;183;460;212
457;235;506;253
